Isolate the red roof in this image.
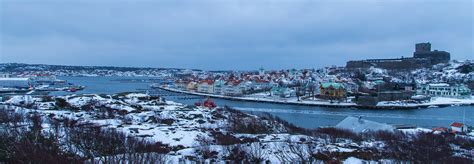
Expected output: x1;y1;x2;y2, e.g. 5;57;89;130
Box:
432;127;448;132
199;80;214;85
225;80;241;86
255;78;269;83
450;122;464;128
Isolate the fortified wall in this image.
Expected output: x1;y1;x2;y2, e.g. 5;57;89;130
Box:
346;43;450;70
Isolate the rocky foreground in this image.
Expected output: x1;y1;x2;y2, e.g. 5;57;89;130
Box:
0;93;472;163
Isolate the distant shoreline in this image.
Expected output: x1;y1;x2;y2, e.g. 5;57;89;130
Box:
155;86;473;109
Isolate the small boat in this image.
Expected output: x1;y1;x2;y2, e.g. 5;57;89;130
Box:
203;97;216;108
195;97;217;109
69;87;77;92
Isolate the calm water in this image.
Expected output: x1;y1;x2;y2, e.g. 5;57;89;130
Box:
52;76;473;129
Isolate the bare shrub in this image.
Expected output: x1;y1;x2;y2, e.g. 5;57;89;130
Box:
211;131;240;145
195;134;218;159
55;98;70;109
245;142;268;162
223;145;247;162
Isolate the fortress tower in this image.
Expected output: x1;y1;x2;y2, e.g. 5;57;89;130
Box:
415;43;431;53
346;42;451;71
413;42;450;65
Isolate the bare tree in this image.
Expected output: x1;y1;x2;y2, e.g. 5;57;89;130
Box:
245;142;268;163
195;134;217;159
272;142;294;163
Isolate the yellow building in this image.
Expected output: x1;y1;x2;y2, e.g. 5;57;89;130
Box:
186;82;198;91
319;82;347;100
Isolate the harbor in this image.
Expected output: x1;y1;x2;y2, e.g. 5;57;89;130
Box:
41;76;472;129
156;85;474;110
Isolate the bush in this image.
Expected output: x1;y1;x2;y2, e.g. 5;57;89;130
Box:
212;131;241;145
0;111;82;163
224;145;247;162
383;132;453;162
160;119;175;125
224;107;271;134
55;98;70;109
41;96;54;102
457;64;473;74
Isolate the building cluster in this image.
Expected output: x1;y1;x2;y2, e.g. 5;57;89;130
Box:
0;74;78;93
167;43;472;104
416;83;471;98
168;67;356;100
169;65;472;104
0;74;65;89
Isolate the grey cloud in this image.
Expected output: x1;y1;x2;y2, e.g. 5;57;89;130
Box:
1;0;472;70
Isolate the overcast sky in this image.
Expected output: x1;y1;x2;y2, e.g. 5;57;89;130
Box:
1;0;472;70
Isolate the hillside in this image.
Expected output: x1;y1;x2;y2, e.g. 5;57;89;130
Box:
0;93;472;163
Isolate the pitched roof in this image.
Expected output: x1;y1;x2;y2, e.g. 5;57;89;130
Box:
432;127;448;132
336;116;394;133
321;82;345;89
450;122;464;128
199;80;214;85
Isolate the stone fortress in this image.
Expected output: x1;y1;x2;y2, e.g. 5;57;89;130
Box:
346;43;450;70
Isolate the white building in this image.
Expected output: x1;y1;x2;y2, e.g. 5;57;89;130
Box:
0;78;32;88
223;86;242;96
0;74;10;78
416;83;472;98
213;80;225;95
450;122;468;133
197;80;214;93
259;67;265;76
174;81;187;90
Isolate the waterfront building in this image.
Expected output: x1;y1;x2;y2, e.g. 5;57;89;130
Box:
197;80;214;93
223;80;243;96
252;79;271;90
238;81;252;92
174;80;187;90
186;82;198;91
450;122;468;133
416;83;471;98
319;82;347;100
212;80;225;95
0;77;32;89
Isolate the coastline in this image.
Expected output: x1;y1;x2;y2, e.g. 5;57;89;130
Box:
155;85;474;109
